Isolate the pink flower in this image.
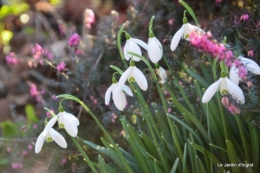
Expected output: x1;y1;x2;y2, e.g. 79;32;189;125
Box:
240;14;249;21
248;50;254;57
168;19;174;25
84;9;95;29
68;33;81;47
215;0;222;3
6;52;19;64
56;61;66;71
32;44;44;60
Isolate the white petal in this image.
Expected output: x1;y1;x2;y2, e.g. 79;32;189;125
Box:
118;68;131;89
122;85;133;96
64;112;80;126
229;64;240;85
127;39;142;61
170;25;184;51
132;38;148;50
63;114;78;137
219;78;228;94
240;57;260;75
202;79;221;103
133;66;148;91
157;67;167;84
105;84;115;105
35;132;45;153
112;87;126;111
148;37;163;63
225;77;245;104
49;128;67;148
42;116;58;136
123;41;131;61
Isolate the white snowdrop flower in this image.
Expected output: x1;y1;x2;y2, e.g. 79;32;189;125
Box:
202;73;245;104
105;77;133;111
35;128;67;153
148;32;163;63
230;56;260;85
124;33;148;61
118;60;148;91
58;108;80;137
170;17;204;51
155;64;167;84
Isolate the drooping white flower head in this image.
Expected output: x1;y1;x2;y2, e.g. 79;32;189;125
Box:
230;56;260;85
105;77;133;111
35;127;67;153
148;32;163;63
202;73;245;104
118;60;148;91
170;17;204;51
58;109;80;137
124;33;148;61
155;64;167;84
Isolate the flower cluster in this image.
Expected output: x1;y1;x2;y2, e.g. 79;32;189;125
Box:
35;108;79;153
5;52;19;64
221;96;241;115
68;33;81;48
240;14;249;21
31;43;44;60
170;15;260;114
56;61;66;72
189;31;234;67
105;25;167;111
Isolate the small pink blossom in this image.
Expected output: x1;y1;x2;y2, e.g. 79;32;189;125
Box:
68;33;81;47
12;163;23;169
168;19;174;25
32;44;44;60
215;0;222;3
6;147;11;153
6;52;19;64
33;124;38;129
28;144;33;150
167;108;172;113
221;96;229;107
56;61;66;72
75;49;85;56
240;14;249;21
46;108;55;117
246;80;253;88
61;158;67;166
248;50;254;57
22;150;28;156
84;9;95;29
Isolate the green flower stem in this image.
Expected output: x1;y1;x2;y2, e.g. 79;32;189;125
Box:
127;52;168;113
128;81;160;143
217;94;229;140
109;65;160;139
179;0;199;26
57;94;134;173
70;136;98;173
117;23;128;69
235;115;250;162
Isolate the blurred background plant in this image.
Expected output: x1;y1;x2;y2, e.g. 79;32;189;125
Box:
0;0;260;172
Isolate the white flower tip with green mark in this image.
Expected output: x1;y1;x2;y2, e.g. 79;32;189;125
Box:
35;128;67;154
